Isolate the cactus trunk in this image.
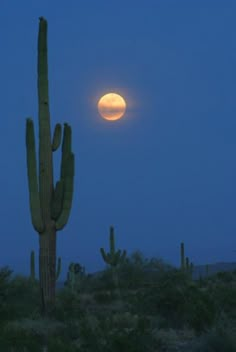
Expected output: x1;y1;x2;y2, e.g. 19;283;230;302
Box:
30;250;35;280
39;231;56;307
38;18;54;309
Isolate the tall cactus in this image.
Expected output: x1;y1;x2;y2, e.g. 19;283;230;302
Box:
30;250;61;281
26;17;74;313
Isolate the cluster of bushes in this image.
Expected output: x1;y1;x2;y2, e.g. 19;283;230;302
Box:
0;252;235;351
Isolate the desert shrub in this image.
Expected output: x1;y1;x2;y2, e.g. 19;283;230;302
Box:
47;335;80;352
93;290;114;304
0;274;41;321
192;325;236;352
0;266;13;297
0;266;13;289
50;288;85;322
114;250;151;289
77;311;159;352
211;284;236;319
185;289;216;334
216;271;234;283
128;270;216;333
76;273;101;292
0;319;43;351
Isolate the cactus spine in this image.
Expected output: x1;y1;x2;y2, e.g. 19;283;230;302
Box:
26;17;74;313
30;250;61;281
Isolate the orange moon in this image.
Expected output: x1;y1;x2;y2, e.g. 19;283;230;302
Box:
97;93;126;121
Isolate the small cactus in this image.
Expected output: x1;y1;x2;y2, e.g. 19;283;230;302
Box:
64;262;85;292
180;242;194;279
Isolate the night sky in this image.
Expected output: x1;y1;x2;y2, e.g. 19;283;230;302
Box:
1;0;236;280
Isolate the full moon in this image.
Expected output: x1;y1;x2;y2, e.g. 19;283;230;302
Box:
97;93;126;121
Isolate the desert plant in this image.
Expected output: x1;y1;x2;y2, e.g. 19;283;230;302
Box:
192;325;236;352
25;17;74;314
100;226;126;296
64;262;86;293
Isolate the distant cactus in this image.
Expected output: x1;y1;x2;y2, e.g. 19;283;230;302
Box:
180;242;185;270
30;250;61;281
100;226;126;267
25;17;74;313
100;226;126;296
180;242;194;279
186;256;189;270
64;262;85;292
190;262;194;277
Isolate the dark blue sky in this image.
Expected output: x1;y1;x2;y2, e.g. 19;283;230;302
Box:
1;0;236;280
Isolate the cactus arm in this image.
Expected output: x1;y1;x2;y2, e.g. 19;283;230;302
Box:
26;118;44;233
55;123;74;230
100;247;108;262
52;123;62;151
60;124;72;178
55;152;74;230
56;257;61;280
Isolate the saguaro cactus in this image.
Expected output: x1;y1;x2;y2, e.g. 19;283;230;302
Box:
26;17;74;313
180;242;194;279
100;226;126;267
100;226;126;295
